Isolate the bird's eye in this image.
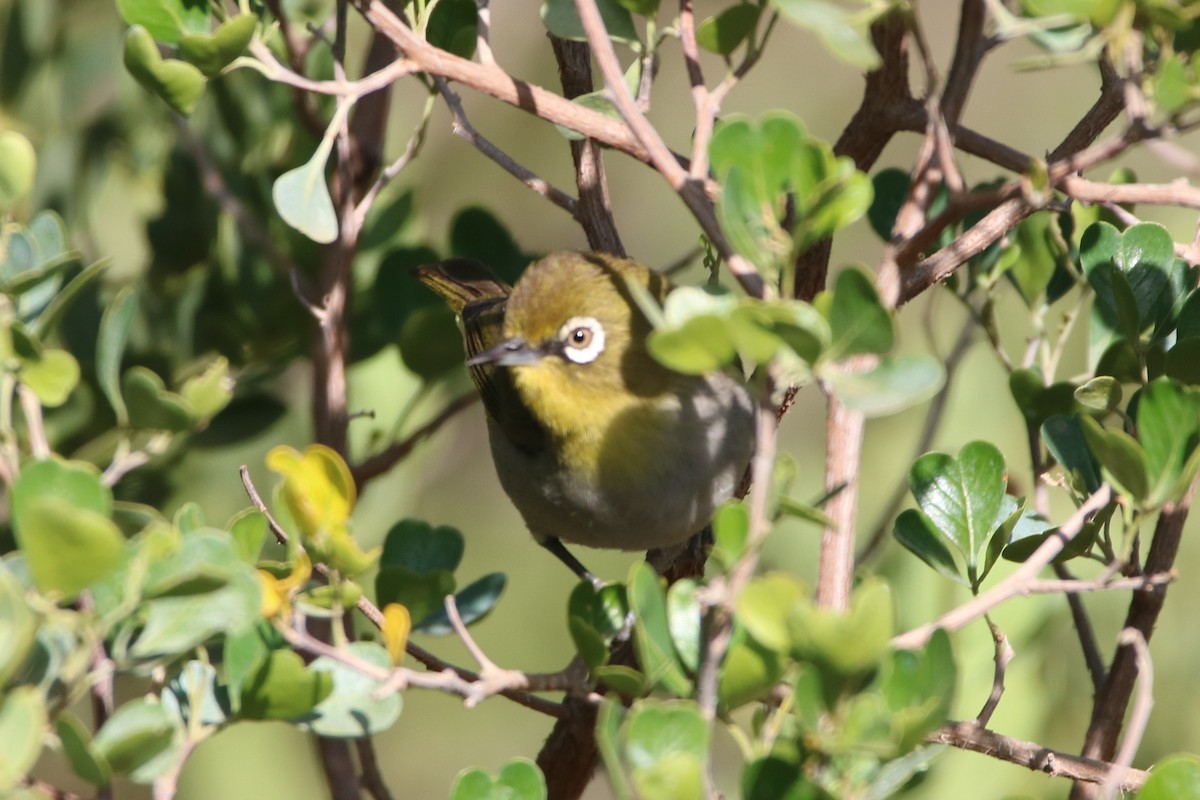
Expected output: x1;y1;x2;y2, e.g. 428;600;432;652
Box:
559;316;605;364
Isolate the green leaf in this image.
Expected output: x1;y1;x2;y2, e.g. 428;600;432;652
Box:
123;367;195;431
1167;338;1200;385
823;267;893;358
666;579;701;673
179;356;233;420
717;628;784;711
305;642;401;738
596;699;634;800
375;566;455;626
426;0;478;59
742;756;810;800
415;572;507;634
696;5;760;54
540;0;639;46
239;649;333;720
123;25;207;116
1136;754;1200;800
613;0;658;19
790;578;893;679
223;628;267;712
595;664;648;696
96;286;138;426
12;459;121;599
1043;414;1102;493
380;518;464;572
628;562;692;696
451;758;547;800
737;572;804;652
1008;213;1065;306
907;441;1008;581
0;131;36;212
273;147;339;244
1081;416;1149;502
894;509;964;584
132;568;260;658
117;0;209;44
1008;368;1078;429
769;0;881;69
178;14;256;76
0;688;46;792
710;501;749;570
882;629;956;752
555;91;622;141
20;348;80;408
0;568;36;687
56;714;112;788
31;258;112;339
228;509;268;562
93;699;177;777
624;700;709;800
567;581;629;669
1137;378;1200;507
399;306;466;379
647;315;737;374
1075;376;1122;411
828;354;944;417
867;168;909;241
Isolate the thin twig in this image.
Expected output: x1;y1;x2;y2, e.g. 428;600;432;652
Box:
16;385;49;459
1054;562;1108;693
434;78;579;217
352;392;478;488
976;616;1013;727
931;722;1147;791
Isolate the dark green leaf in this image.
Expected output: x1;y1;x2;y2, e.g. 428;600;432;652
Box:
380;519;464;573
415;572;507;634
375;566;455;627
1137;378;1200;507
824;267;892;358
696;5;760;55
894;509;963;584
742;756;813;800
1166;339;1200;385
426;0;478;59
399;306;465;379
628;562;692;696
540;0;639;45
867;168;909;241
1080;416;1149;502
1043;414;1102;493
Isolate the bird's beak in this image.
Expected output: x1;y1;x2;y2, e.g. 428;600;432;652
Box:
466;336;544;367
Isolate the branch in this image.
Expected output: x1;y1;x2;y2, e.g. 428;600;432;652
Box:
931;721;1147;792
549;35;625;255
1099;629;1154;800
893;484;1113;650
816;374;868;610
352;392;478;488
1072;479;1197;795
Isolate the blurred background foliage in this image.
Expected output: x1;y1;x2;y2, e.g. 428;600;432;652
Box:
3;0;1200;797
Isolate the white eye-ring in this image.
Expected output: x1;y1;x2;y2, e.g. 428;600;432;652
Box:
559;316;606;364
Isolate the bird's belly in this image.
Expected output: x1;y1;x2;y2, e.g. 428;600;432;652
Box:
487;375;754;551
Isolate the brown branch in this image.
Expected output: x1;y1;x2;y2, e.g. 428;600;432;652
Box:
550;36;625;255
1055;562;1108;693
1071;480;1197;798
794;11;913;302
975;617;1012;727
352;392;478;488
816;381;868;610
931;721;1147;792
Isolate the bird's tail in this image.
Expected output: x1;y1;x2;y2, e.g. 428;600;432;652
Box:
413;257;511;314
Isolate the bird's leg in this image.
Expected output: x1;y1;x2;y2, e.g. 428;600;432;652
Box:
539;537;603;589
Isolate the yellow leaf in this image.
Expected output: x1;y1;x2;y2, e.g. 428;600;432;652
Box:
382;603;412;666
266;444;357;541
258;571;283;618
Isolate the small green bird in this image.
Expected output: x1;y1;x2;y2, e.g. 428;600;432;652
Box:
415;251;755;580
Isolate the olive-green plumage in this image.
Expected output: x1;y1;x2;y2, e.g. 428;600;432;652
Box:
415;251;755;568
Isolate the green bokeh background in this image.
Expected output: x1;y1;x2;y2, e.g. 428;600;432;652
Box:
5;0;1200;797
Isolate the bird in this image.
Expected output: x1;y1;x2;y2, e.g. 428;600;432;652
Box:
414;251;755;581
